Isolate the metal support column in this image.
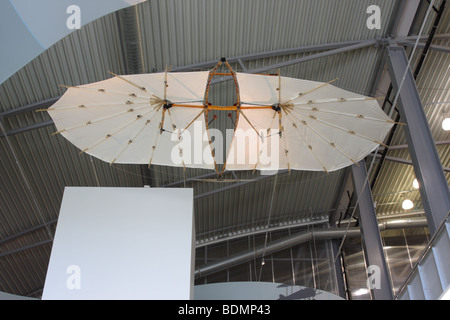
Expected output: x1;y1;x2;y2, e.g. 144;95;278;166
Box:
331;239;347;299
386;45;450;235
352;161;393;300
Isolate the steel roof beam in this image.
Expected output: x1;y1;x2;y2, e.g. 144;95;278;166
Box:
194;170;289;200
0;97;60;118
379;140;450;150
0;119;54;138
172;40;367;72
2;34;445;120
396;33;450;41
386;45;450;235
1;34;448;137
369;0;447;191
160;171;224;188
0;40;375;137
0;219;57;246
400;41;450;54
352;160;394;300
0;239;52;258
370;153;450;173
248;40;378;74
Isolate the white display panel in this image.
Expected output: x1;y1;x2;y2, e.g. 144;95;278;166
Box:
42;187;195;300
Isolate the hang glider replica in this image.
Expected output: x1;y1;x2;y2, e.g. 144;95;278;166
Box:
44;58;395;177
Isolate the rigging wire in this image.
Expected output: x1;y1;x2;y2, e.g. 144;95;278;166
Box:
258;173;278;281
388;0;436;118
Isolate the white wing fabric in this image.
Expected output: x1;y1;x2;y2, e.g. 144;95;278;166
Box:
48;72;215;170
49;69;394;174
226;73;394;172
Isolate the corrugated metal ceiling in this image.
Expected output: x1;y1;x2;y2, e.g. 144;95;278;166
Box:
1;0;448;297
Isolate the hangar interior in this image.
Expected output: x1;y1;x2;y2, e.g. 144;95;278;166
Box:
0;0;449;300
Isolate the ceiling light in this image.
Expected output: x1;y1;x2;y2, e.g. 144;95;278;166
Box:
442;118;450;131
413;178;419;189
402;199;414;210
353;288;370;296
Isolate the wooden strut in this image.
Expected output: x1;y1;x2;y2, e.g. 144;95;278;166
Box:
202;58;244;177
170;104;272;111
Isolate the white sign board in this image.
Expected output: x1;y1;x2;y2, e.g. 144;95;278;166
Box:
42;187;195;300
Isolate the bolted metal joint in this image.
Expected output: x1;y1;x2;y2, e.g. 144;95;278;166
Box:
271;104;281;112
163;100;173;110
